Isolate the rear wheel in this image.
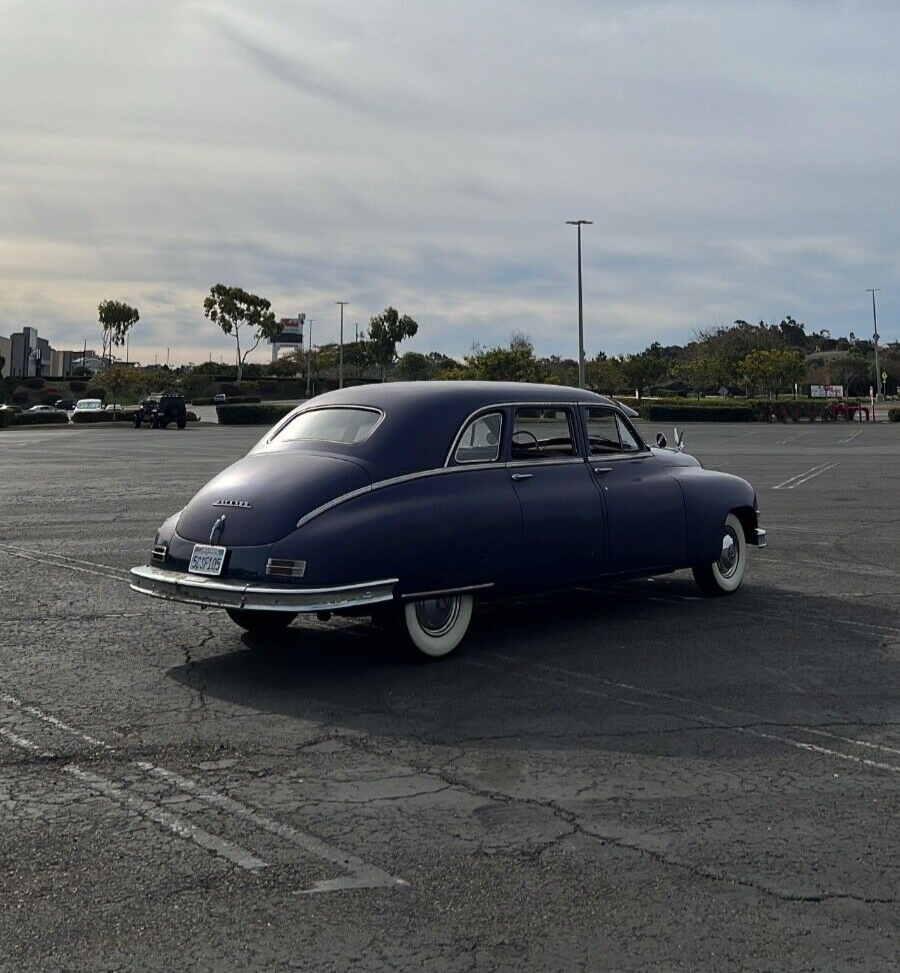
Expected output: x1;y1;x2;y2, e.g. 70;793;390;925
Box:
402;594;474;660
177;418;187;430
692;513;746;596
226;608;297;635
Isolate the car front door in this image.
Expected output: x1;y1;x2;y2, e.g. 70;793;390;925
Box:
508;405;607;583
581;407;686;574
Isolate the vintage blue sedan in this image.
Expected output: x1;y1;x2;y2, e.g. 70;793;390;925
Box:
130;383;766;659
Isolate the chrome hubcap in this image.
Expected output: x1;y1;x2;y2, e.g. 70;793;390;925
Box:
415;596;460;637
717;528;739;578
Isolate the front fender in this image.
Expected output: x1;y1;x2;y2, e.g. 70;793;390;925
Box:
667;467;757;565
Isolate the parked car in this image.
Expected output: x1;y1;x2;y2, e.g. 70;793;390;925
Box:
213;393;227;405
105;403;124;413
0;404;24;414
131;383;766;660
55;398;75;411
74;399;104;413
133;392;187;429
27;404;62;413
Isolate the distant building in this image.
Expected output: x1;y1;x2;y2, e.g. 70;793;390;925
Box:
0;336;9;377
50;349;88;378
9;327;51;377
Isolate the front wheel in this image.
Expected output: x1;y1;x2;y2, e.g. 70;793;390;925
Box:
692;512;746;596
226;608;297;635
402;594;474;660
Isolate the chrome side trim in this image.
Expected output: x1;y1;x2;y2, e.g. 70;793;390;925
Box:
401;582;494;601
294;463;501;529
129;565;396;613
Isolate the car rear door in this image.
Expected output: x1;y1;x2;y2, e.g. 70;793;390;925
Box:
507;405;607;583
581;407;686;573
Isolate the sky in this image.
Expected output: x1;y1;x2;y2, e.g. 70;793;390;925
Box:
1;0;898;367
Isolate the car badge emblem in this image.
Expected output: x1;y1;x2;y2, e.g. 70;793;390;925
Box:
209;515;226;544
213;499;252;509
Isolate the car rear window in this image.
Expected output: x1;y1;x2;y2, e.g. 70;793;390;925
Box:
273;407;381;445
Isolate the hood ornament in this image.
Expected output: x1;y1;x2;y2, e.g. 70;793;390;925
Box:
209;515;226;544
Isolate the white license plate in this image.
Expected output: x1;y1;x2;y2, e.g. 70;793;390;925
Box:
188;544;227;576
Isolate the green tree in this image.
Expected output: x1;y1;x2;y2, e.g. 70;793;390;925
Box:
738;349;805;398
395;351;429;381
366;307;419;379
98;300;140;368
671;357;724;398
619;344;667;396
203;284;279;383
585;353;625;392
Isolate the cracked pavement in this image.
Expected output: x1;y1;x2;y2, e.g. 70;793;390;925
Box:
0;420;898;971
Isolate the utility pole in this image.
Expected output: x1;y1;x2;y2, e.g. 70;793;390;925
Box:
335;302;349;389
566;220;592;388
306;318;315;397
867;288;883;402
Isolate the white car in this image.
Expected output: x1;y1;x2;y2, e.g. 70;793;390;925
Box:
105;403;124;412
28;404;61;412
73;399;104;413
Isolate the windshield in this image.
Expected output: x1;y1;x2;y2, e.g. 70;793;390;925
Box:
272;407;381;445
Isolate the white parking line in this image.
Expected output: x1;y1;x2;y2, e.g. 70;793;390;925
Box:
0;544;129;583
480;656;900;773
0;693;405;892
0;726;268;872
772;462;839;490
777;431;810;444
838;429;862;444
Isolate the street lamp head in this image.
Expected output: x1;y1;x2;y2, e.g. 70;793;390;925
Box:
566;220;593;226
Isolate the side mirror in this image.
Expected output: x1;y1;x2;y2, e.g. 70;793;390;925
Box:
656;432;667;448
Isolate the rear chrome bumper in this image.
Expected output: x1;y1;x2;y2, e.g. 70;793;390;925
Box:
129;564;397;613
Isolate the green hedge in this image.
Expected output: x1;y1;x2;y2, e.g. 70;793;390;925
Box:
889;408;900;423
0;410;13;429
647;404;753;423
216;403;295;425
12;411;69;426
617;396;834;422
72;410;115;423
192;395;262;406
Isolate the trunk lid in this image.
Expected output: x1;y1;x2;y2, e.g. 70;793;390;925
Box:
176;452;370;546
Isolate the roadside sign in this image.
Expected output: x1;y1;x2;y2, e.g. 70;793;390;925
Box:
882;370;888;382
811;384;843;398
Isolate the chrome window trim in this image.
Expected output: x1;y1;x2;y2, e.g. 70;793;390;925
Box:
444;400;597;467
581;404;651;458
451;410;504;465
267;404;385;446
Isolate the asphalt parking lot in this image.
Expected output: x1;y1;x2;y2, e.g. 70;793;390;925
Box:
1;419;897;972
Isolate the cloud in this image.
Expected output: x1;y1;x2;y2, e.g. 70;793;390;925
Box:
1;0;899;366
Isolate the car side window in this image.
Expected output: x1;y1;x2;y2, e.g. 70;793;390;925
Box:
584;407;622;454
616;414;643;452
511;408;577;460
454;412;503;464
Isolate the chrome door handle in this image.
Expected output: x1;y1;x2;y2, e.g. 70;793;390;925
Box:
593;466;613;475
511;472;534;481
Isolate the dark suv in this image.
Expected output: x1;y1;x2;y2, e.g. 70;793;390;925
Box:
133;392;187;429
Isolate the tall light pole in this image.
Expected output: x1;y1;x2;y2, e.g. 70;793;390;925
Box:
305;318;315;398
566;220;592;388
336;302;349;389
866;288;883;402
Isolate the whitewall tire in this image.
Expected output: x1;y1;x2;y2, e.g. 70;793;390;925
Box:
403;594;474;659
692;512;746;597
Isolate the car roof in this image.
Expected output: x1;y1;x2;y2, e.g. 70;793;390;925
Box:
268;381;619;479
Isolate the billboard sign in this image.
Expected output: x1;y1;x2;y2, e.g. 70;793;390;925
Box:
271;314;304;345
810;384;843;399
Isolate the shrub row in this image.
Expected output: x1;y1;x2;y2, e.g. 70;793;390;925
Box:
216;403;295;425
72;411;115;423
11;411;70;426
889;408;900;423
616;396;836;422
0;410;13;429
646;404;753;423
191;395;262;406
